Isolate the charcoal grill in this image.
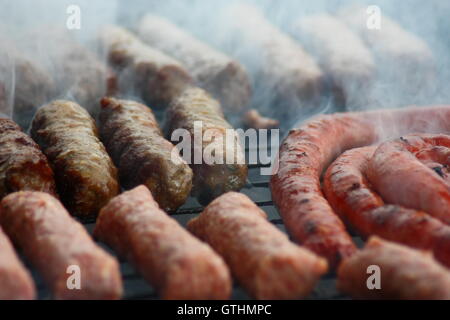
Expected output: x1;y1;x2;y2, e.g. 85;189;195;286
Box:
22;110;360;300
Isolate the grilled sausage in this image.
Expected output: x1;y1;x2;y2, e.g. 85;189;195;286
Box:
187;192;328;299
270;105;450;268
19;29;116;119
291;14;375;108
99;97;193;212
323;146;450;267
166;87;247;203
338;237;450;300
338;4;435;106
98;25;192;108
137;14;251;112
31;100;119;218
0;191;122;300
94;185;231;300
0;34;56;129
0;118;56;199
223;3;323;117
368;134;450;225
0;226;36;300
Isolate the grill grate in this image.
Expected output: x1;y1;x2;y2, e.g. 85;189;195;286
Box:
29;117;360;300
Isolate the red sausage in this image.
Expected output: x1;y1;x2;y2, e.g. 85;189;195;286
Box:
270;106;450;268
368;134;450;224
323;146;450;267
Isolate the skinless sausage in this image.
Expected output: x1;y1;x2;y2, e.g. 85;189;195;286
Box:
188;192;328;299
98;97;193;212
137;14;251;112
0;225;35;300
0;191;122;300
166;87;247;204
0;118;56;199
94;185;231;300
338;237;450;300
31;100;119;218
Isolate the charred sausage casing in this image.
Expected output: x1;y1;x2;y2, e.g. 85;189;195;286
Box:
137;14;251;112
0;226;36;300
323;145;450;268
368;134;450;225
99;97;193;212
188;192;328;299
0;118;56;199
338;237;450;300
98;25;193;108
94;185;231;300
270;105;450;268
166;87;248;203
0;191;122;300
31;100;119;218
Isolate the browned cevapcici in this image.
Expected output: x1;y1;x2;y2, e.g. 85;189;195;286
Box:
31;100;119;218
98;97;193;212
271;105;450;269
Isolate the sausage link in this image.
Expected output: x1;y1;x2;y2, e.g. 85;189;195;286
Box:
338;237;450;300
323;146;450;267
166;87;248;203
0;226;35;300
0;118;56;199
137;14;251;112
224;3;323;117
0;191;122;300
99;97;193;212
31;100;119;218
98;25;192;108
338;5;435;106
291;14;374;108
270;106;450;268
187;192;328;299
94;185;231;300
368;134;450;225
